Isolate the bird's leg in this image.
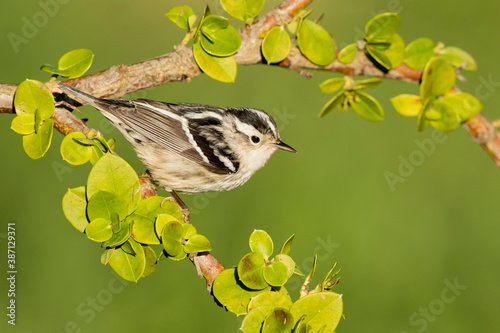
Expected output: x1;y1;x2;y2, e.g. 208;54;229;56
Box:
162;190;191;224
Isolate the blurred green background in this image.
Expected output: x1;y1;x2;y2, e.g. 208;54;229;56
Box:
1;0;500;332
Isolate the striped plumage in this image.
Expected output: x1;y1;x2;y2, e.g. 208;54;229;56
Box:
59;84;295;193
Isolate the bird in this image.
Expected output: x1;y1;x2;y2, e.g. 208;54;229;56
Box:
59;83;296;195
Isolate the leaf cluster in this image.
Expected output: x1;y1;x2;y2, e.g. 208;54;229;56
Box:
212;231;343;332
319;12;480;134
11;79;55;159
166;2;338;83
62;153;212;282
12;49;95;159
392;56;481;131
319;76;383;121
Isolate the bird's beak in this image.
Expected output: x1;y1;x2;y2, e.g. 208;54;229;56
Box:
274;140;297;153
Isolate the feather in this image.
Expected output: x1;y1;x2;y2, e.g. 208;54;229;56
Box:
59;84;236;174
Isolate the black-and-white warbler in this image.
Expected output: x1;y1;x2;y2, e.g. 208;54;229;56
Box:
59;84;296;194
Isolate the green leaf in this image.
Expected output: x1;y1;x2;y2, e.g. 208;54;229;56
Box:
249;229;273;260
248;291;293;312
404;37;435;69
193;5;211;42
86;153;141;215
286;10;311;35
131;218;160;245
89;145;105;165
241;307;272;333
168;249;187;261
200;17;241;57
129;213;160;245
200;14;228;33
425;109;442;121
351;91;384;122
14;79;54;117
87;191;128;222
365;12;400;42
92;136;114;153
62;186;88;233
40;64;63;76
74;138;96;147
443;92;482;122
102;220;132;248
86;218;113;242
417;100;430;132
11;113;35;135
242;291;293;332
136;196;183;221
262;308;294;333
280;234;295;255
274;254;295;279
365;33;405;70
420;56;456;102
22;119;53;159
262;26;291;64
440;46;477;71
121;241;137;255
161;220;184;257
182;223;197;239
351;77;382;90
101;248;114;265
193;40;237;83
263;262;289;287
184;234;212;253
293;316;313;333
319;78;344;94
34;108;43;132
318;90;344;117
155;213;182;238
238;252;268;290
58;49;94;79
391;94;422;117
290;292;343;332
110;213;121;233
213;268;270;315
161;219;183;241
126;196;182;244
109;239;146;282
142;245;157;278
165;6;196;30
220;0;265;23
297;19;336;66
337;43;358;64
429;99;461;132
107;138;116;150
60;132;93;165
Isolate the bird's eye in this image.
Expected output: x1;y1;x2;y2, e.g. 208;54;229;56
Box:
251;135;260;144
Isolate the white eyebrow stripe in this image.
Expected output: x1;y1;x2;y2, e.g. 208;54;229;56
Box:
134;101;210;164
266;115;277;137
232;117;258;137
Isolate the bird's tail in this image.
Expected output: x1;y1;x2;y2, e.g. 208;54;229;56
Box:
59;83;100;107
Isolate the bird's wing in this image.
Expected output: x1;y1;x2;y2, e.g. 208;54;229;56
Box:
97;98;237;175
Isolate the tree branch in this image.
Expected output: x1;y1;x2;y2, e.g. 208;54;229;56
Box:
1;0;500;291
